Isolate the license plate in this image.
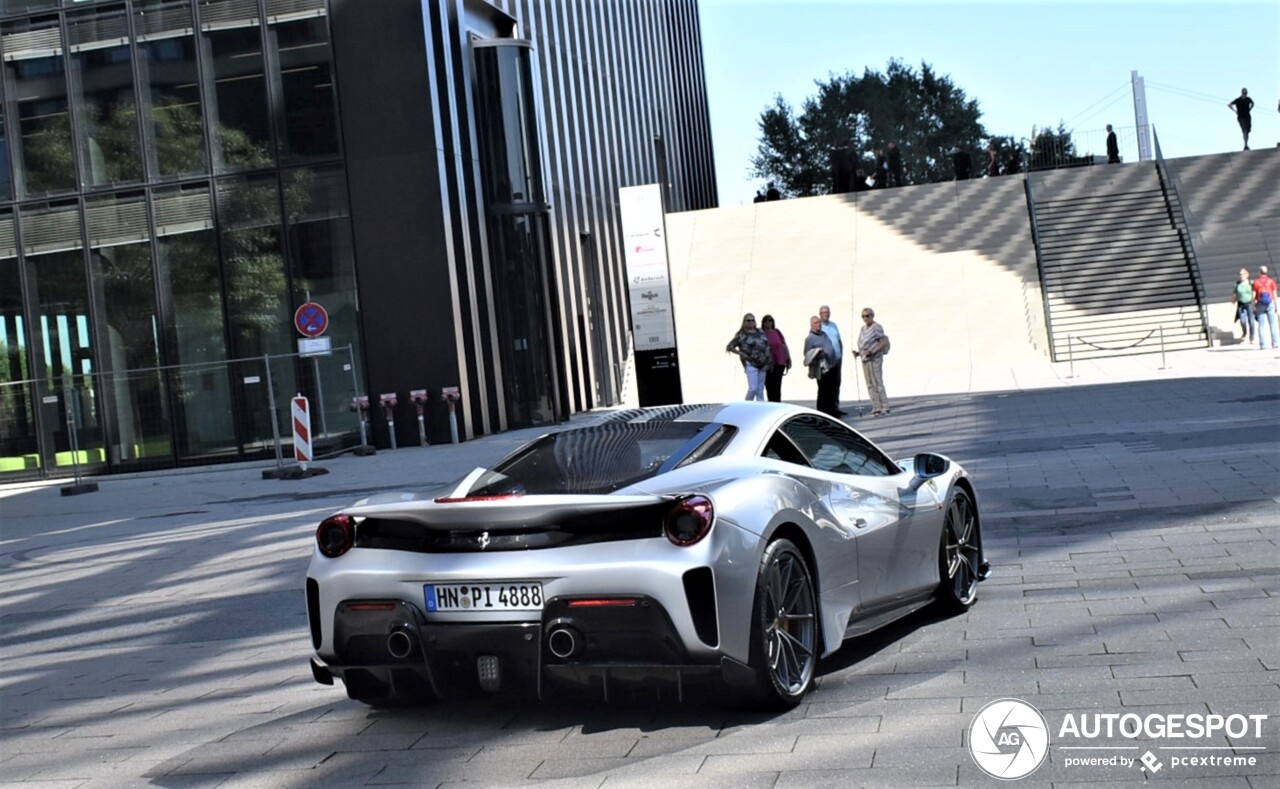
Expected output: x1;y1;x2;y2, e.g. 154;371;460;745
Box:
425;582;544;612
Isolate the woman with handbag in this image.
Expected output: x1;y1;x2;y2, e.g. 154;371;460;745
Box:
725;313;772;401
853;307;891;416
759;314;792;402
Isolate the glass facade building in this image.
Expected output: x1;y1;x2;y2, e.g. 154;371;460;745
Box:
0;0;716;478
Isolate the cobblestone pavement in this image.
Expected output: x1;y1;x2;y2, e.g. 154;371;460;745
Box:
1;362;1277;788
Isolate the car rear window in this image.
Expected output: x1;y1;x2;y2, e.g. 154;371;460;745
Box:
466;422;733;495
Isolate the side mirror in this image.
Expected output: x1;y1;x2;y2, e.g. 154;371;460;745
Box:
910;453;950;490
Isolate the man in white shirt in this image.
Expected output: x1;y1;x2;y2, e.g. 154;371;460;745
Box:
818;305;845;416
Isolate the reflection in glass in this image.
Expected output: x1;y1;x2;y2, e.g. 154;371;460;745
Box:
4;17;76;195
217;173;292;448
274;15;339;162
20;201;105;467
206;21;273;171
87;191;171;463
285;164;359;433
153;183;236;458
68;5;144;186
488;213;555;427
0;211;39;472
136;0;207;177
0;112;11;200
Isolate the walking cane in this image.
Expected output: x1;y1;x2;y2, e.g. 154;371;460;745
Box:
853;355;864;417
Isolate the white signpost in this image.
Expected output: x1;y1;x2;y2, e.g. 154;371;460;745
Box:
618;183;683;405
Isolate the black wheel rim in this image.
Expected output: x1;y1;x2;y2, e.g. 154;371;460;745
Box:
945;494;980;604
763;549;816;694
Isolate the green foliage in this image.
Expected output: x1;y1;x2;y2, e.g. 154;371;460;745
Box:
1028;123;1078;170
752;59;989;195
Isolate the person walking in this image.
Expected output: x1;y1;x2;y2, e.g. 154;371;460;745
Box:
760;315;792;402
1233;268;1257;343
803;315;838;416
1252;265;1278;349
725;313;772;400
1229;88;1254;150
986;141;999;177
887;141;904;187
818;305;845;415
1106;124;1120;164
853;308;891;416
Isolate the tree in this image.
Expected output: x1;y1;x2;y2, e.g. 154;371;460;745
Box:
1027;123;1078;170
751;59;988;195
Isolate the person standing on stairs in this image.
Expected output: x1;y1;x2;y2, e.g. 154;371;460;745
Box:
1228;88;1254;150
1106;125;1120;164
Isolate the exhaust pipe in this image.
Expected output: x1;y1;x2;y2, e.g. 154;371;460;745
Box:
547;626;582;660
387;628;415;660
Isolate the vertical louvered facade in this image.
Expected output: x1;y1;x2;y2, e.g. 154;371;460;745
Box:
0;0;715;477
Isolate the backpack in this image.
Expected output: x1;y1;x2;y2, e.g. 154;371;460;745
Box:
1261;290;1274;306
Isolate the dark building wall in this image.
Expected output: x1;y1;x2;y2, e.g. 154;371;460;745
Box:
329;0;466;446
330;0;717;447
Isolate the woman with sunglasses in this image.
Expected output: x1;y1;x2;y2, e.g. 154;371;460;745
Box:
725;313;771;401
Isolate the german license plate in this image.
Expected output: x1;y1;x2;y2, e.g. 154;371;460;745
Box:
425;582;544;612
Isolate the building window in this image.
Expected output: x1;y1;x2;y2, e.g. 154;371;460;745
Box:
3;14;76;195
136;0;208;178
271;10;338;163
202;2;272;171
67;4;144;187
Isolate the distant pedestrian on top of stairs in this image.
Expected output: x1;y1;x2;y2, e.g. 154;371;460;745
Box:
1251;266;1278;349
1228;88;1254;150
952;146;973;180
1106;125;1120;164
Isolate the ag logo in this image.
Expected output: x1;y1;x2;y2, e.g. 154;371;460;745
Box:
969;698;1050;779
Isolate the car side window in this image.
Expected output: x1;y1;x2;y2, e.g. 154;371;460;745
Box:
763;430;810;467
780;415;898;477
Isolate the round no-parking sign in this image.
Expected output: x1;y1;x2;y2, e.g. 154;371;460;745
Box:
294;301;329;338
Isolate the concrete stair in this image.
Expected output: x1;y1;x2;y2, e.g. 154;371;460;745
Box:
1028;162;1207;360
1163;148;1280;344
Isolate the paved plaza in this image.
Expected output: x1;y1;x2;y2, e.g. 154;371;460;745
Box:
1;347;1278;788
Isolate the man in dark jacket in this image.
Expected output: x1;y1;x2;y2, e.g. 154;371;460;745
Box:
1106;124;1120;163
887;141;904;187
952;147;972;180
803;315;839;417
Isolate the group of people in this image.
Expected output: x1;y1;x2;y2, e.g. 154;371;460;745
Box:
725;305;891;417
1233;265;1278;350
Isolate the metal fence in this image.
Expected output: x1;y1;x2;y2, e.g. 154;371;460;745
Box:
0;345;366;480
1024;124;1150;171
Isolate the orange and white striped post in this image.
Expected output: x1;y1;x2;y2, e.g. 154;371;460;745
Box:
292;393;312;470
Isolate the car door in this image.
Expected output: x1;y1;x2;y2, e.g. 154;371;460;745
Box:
779;415;936;608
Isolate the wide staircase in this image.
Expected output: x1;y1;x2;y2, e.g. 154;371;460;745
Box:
1029;162;1208;360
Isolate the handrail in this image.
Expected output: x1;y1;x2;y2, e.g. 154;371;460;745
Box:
1151;127;1210;345
1021;151;1057;361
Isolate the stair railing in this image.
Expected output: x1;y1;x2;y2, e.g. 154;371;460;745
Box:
1021;147;1058;360
1152;126;1210;345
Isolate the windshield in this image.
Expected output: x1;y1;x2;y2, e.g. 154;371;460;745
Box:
466;422;733;495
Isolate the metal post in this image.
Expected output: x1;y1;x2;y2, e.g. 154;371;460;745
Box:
312;356;328;437
1067;335;1076;379
59;378;97;495
1159;325;1167;370
263;354;283;472
64;379;83;487
449;405;459;445
345;345;368;448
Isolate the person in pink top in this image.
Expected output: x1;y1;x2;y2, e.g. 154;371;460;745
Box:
1252;265;1278;350
760;315;793;402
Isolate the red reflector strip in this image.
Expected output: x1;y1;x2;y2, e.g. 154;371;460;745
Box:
567;598;638;608
347;602;396;612
433;494;526;503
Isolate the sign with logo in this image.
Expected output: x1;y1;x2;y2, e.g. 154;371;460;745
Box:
294;301;329;338
619;184;675;352
969;698;1050;780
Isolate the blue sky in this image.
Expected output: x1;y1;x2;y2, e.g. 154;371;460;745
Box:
698;1;1280;205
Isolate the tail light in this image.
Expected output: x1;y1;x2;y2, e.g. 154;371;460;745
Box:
316;513;355;558
664;495;714;547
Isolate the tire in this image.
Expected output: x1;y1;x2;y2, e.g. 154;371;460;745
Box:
936;489;980;613
747;538;818;708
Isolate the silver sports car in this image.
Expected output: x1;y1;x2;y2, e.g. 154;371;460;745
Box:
306;402;988;708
